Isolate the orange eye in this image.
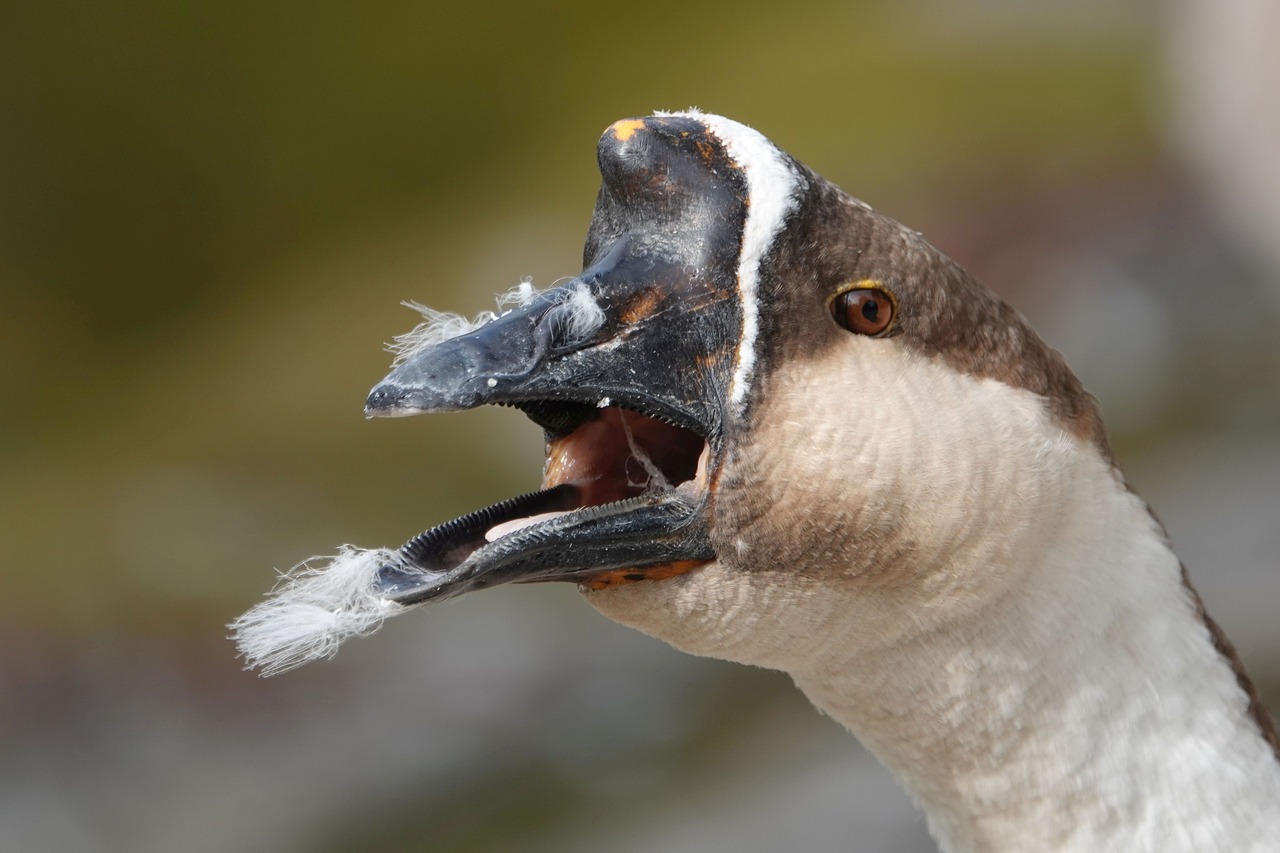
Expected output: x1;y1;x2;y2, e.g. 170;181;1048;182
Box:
830;288;894;336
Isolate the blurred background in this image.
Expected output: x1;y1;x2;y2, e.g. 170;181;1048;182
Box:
3;1;1278;851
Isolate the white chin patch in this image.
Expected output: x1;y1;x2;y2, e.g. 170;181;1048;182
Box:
229;546;405;676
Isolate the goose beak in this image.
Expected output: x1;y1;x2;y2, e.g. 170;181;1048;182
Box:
362;115;752;605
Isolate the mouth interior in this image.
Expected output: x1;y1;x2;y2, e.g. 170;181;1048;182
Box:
375;405;710;602
484;406;708;542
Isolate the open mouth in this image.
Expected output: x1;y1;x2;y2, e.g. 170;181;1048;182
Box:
232;112;759;674
495;404;708;538
373;401;713;605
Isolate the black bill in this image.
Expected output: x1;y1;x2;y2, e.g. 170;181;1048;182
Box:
361;114;758;603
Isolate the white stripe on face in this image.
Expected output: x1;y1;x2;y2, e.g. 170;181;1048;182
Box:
661;110;803;413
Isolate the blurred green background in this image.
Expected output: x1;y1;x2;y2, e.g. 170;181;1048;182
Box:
4;2;1279;851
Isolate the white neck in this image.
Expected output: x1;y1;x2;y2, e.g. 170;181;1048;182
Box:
789;466;1280;852
586;348;1280;853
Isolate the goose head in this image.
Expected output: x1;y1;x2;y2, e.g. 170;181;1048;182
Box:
234;111;1280;852
355;110;1110;669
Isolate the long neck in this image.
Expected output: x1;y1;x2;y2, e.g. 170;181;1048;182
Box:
584;354;1280;851
790;485;1280;853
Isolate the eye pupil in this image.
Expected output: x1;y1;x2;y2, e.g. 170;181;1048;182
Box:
830;287;894;335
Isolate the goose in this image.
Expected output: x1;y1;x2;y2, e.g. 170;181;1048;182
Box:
232;111;1280;852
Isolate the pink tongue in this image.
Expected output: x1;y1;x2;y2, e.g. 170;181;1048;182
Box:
485;510;573;543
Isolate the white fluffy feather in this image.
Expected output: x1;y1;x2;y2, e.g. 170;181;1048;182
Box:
387;279;540;366
229;546;406;676
552;279;607;346
387;302;492;364
387;278;604;365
